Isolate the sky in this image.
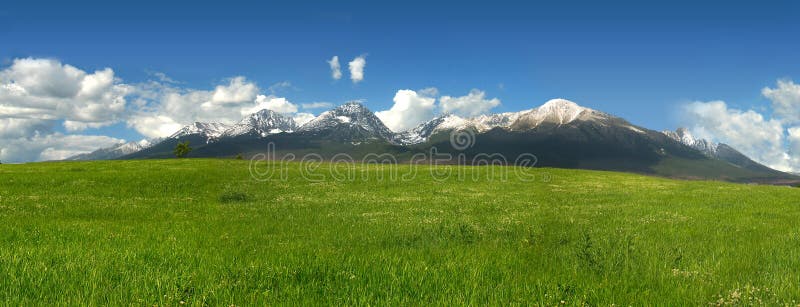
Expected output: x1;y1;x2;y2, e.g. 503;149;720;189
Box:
1;0;800;170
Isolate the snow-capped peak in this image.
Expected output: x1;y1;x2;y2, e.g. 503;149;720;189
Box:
397;98;620;145
395;113;520;145
221;109;297;138
301;102;389;130
510;98;614;129
537;99;586;123
297;101;397;143
663;127;719;156
169;122;230;142
436;114;469;130
66;137;163;161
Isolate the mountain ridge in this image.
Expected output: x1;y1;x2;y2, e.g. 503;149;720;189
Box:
69;99;799;184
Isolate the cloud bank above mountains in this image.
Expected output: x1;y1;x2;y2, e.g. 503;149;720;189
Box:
680;79;800;173
0;57;502;163
3;56;798;173
0;58;316;162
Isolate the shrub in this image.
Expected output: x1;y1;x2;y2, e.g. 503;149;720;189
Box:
219;191;248;204
174;141;192;158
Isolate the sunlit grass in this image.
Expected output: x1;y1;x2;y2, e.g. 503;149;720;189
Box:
1;159;799;305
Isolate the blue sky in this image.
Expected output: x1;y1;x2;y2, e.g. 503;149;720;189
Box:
2;0;800;166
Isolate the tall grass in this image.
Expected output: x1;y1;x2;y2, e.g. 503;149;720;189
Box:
0;159;799;305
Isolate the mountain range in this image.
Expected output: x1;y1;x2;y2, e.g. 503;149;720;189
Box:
69;99;799;184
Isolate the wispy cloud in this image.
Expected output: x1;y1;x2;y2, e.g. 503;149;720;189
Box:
267;81;294;94
327;56;342;80
301;102;334;109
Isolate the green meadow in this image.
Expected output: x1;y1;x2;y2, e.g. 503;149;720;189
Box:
1;159;800;305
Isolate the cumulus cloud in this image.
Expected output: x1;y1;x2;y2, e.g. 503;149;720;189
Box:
209;76;259;105
242;95;299;115
788;127;800;166
130;77;305;138
0;118;53;139
128;76;317;138
375;89;437;132
327;56;342;80
125;114;183;140
0;58;132;162
762;79;800;124
0;57;318;162
681;100;794;172
0;133;124;163
439;89;500;117
348;55;366;83
0;58;129;130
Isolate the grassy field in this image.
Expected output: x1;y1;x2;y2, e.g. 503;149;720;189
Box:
1;159;800;305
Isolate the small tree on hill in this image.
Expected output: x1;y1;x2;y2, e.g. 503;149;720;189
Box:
174;141;192;158
235;153;243;160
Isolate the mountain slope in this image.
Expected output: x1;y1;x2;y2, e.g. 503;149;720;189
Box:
112;99;798;184
169;122;230;143
221;109;297;138
297;101;397;143
661;128;787;177
67;138;162;160
398;99;642;145
662;128;719;157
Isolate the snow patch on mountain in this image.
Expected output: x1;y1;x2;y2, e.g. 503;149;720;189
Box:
169;122;230;142
221;109;297;138
299;101;396;142
663;127;719;156
67;137;164;160
398;99;618;145
512;98;612;129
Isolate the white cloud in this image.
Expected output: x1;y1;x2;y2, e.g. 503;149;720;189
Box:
0;118;53;139
375;89;436;132
126;114;183;140
63;120;115;132
439;89;500;117
681;100;795;172
129;77;314;138
348;55;366;83
301;102;333;109
209;76;259;104
0;58;132;162
129;77;265;137
788;127;800;167
0;58;129;130
763;79;800;124
0;57;317;162
242;95;299;115
327;56;342;80
293;112;316;126
0;133;123;163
